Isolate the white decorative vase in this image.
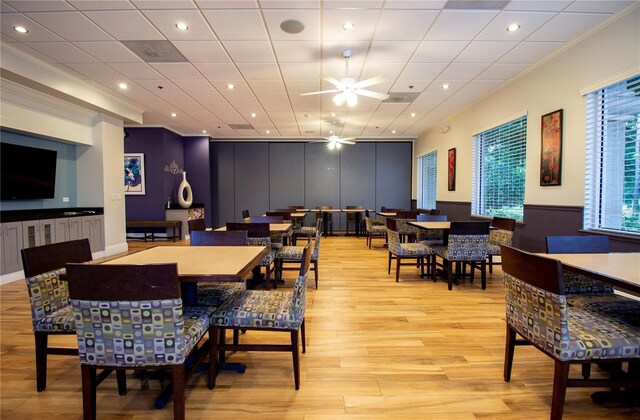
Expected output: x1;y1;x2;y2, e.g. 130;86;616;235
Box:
177;171;193;209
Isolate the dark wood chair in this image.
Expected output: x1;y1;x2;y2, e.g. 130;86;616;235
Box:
395;211;420;242
501;245;640;420
316;206;334;236
21;239;93;392
266;212;293;244
191;230;248;246
430;209;441;215
241;209;250;222
487;216;516;273
187;218;206;234
226;222;276;289
344;205;364;236
251;215;283;223
66;263;214;420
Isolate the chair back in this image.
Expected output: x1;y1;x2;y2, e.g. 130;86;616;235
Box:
266;211;292;221
546;236;609;254
252;215;283;223
395;210;419;219
291;243;312;320
346;205;363;210
226;222;269;238
447;222;490;261
385;218;402;252
22;238;92;277
430;209;441;215
489;217;516;247
66;263;189;366
416;214;447;222
191;230;247;246
311;231;322;261
187;218;206;234
491;216;516;232
241;209;250;219
385;208;405;213
288;205;304;209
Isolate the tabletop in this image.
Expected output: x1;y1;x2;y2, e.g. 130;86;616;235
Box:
376;212;397;217
341;208;369;212
543;252;640;294
309;208;342;212
408;221;451;230
215;223;292;233
103;246;268;283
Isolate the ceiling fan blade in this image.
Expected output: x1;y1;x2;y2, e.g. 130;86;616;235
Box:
300;89;341;96
322;75;343;87
352;75;386;89
337;139;356;145
354;89;390;100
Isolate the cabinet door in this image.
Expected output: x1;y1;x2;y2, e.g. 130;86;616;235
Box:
92;215;104;251
69;218;82;241
81;216;92;250
40;220;56;245
55;218;70;243
1;222;24;274
22;220;40;248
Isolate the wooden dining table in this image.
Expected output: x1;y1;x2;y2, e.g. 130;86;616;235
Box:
214;223;292;233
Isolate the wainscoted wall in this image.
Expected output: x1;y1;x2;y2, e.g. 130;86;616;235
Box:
210;141;413;230
434;201;640;252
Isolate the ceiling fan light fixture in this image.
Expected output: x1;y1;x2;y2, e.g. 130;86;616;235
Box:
328;142;336;150
333;92;346;106
346;91;358;107
335;142;342;149
343;22;355;30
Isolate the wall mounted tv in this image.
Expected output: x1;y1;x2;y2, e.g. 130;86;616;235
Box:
1;142;57;200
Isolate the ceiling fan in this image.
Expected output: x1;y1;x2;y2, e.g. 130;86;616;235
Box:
300;50;390;107
311;135;356;149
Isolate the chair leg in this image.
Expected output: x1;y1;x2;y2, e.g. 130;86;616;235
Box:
551;360;570;420
581;363;591;379
480;260;487;290
116;370;127;395
301;318;306;353
218;328;226;364
291;329;300;390
172;364;186;420
388;252;392;274
504;324;516;382
396;256;401;282
210;328;219;389
34;332;48;392
447;261;454;291
488;255;493;274
313;261;318;289
81;364;96;420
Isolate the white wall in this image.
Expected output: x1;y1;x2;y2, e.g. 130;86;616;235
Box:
414;7;640;208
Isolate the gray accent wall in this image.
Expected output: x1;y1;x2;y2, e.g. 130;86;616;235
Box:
210;141;413;229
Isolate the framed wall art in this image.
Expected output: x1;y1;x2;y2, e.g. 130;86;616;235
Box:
540;109;563;186
124;153;145;195
447;148;456;191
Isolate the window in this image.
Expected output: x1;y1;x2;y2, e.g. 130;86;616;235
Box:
585;75;640;235
472;115;527;220
417;150;437;209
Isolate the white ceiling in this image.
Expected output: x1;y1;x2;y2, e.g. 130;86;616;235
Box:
0;0;635;139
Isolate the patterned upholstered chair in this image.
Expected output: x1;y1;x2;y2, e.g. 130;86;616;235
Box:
501;245;640;420
227;222;276;289
486;216;516;274
416;214;447;248
344;205;364;236
431;221;490;290
386;218;433;282
267;211;294;245
293;216;321;246
275;229;322;289
187;218;206;235
66;263;215;420
365;209;384;225
210;243;312;390
394;211;420;243
365;216;387;248
252;215;285;249
21;239;94;392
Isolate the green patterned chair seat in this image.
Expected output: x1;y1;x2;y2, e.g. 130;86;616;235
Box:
196;282;246;310
504;273;640;362
36;304;76;332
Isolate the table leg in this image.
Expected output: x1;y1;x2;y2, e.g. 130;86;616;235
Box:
180;283;197;306
355;213;361;238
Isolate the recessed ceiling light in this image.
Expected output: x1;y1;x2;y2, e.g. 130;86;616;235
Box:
175;22;188;31
343;22;355;30
226;83;235;89
329;130;334;134
266;130;270;134
14;26;27;33
442;83;450;90
118;82;128;90
392;130;396;134
251;113;256;118
410;112;416;117
331;113;336;117
280;19;305;34
202;130;207;134
507;24;520;32
171;112;177;117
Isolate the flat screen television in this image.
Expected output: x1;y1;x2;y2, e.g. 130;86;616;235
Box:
1;143;57;200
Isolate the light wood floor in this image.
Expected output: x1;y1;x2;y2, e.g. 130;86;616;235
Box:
1;236;638;419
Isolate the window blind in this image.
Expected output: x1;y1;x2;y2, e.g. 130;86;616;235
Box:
417;150;437;209
472;115;527;220
585;75;640;235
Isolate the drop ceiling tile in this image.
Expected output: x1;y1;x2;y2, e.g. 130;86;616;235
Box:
373;9;438;40
256;93;291;106
413;90;454;104
503;1;571;12
425;10;499;41
196;2;257;11
322;60;363;79
498;41;565;63
1;2;17;12
361;62;406;81
438;62;489;80
1;14;64;42
455;41;518;63
564;1;635;13
67;1;135;11
26;12;112;41
173;41;230;63
412;40;469;62
322;9;380;41
262;9;321;41
172;79;224;99
382;1;447;9
4;1;73;12
131;1;197;9
65;63;125;79
527;12;611;42
458;79;506;93
202;9;267;40
398;62;448;81
367;41;419;63
237;63;281;80
445;90;486;104
150;63;203;79
141;10;217;40
209;79;251;93
262;0;319;8
73;41;143;63
83;10;165;41
280;63;321;81
135;79;180;94
475;62;530;80
24;42;99;63
5;42;57;62
222;40;276;63
193;63;241;80
322;40;369;62
477;11;556;41
323;1;383;8
390;80;431;92
246;80;286;92
110;62;166;79
272;41;321;63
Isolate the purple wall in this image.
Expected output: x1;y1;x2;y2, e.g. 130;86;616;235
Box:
184;136;212;227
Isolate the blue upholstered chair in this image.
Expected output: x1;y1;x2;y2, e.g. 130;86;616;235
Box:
66;263;215;420
501;245;640;420
386;218;433;282
210;243;312;390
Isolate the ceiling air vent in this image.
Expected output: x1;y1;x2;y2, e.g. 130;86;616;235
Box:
229;124;255;130
121;40;187;63
382;92;420;104
444;0;509;10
